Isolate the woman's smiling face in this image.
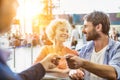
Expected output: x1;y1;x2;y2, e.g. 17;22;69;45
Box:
55;26;69;42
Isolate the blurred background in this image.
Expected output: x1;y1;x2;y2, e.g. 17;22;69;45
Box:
0;0;120;73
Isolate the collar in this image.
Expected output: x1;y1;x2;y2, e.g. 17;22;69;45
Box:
85;38;115;51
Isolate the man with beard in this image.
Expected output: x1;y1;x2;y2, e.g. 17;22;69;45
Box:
66;11;120;80
0;0;62;80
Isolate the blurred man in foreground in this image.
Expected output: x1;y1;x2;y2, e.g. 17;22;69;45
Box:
0;0;61;80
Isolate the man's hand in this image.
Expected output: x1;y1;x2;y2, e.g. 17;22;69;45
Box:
65;54;85;69
40;54;60;71
40;54;70;73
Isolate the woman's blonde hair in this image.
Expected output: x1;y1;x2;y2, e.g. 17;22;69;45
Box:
46;19;71;42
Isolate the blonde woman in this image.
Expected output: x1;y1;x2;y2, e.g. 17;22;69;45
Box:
34;19;78;73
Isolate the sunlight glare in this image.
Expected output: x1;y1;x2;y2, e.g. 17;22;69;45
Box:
16;0;43;33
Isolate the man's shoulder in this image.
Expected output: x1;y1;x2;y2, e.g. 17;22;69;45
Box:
109;39;120;48
82;41;94;48
80;41;94;52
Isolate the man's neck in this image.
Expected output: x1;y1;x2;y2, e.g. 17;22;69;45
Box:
94;35;109;52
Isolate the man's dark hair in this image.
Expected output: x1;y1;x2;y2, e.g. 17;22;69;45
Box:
83;11;110;35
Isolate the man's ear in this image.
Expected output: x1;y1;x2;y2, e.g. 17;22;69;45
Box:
96;23;102;32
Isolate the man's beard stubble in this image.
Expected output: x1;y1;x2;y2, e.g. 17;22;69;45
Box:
86;29;100;41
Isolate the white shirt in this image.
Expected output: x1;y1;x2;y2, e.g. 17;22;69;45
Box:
90;46;107;80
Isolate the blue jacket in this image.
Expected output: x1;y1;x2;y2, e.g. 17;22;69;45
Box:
0;48;45;80
79;38;120;80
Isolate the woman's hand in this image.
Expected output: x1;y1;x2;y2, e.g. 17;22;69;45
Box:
69;69;84;80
